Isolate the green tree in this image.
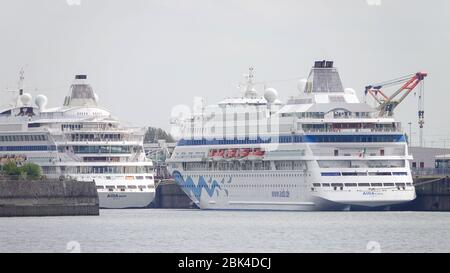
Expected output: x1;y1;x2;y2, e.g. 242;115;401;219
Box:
20;163;42;180
1;161;21;176
0;161;42;180
144;127;175;143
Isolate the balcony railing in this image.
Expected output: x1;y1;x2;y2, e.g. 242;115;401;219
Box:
302;128;401;133
411;168;450;176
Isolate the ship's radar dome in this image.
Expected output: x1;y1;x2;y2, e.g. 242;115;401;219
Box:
264;88;278;103
35;95;48;110
21;93;32;105
297;79;307;93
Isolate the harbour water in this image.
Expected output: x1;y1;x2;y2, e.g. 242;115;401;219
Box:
1;209;449;253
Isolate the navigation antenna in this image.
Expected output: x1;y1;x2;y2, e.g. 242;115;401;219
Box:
243;66;258;98
248;66;254;83
13;68;26;107
18;68;25;95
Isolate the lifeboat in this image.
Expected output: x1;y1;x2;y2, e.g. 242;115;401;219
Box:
227;148;238;158
208;149;216;157
247;148;265;159
240;148;251;157
216;149;225;157
210;149;226;160
253;148;265;156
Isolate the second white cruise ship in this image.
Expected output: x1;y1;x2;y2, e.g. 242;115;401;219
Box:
0;73;155;208
167;61;417;211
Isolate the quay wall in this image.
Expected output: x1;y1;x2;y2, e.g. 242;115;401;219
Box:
406;177;450;211
0;179;99;217
154;179;197;209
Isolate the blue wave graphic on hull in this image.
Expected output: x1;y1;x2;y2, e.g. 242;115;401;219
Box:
172;170;230;201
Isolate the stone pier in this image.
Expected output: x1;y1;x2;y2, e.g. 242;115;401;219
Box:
0;179;99;217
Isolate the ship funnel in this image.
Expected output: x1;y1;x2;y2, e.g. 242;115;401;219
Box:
63;74;98;107
304;60;344;93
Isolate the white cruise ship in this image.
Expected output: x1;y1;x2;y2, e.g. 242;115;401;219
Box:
0;73;155;209
167;61;416;211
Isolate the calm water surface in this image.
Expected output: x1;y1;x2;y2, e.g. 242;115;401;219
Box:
1;209;449;253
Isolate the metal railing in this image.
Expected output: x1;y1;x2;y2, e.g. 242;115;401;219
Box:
411;168;450;176
302;128;401;133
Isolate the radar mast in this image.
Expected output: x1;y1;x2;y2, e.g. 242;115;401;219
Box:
243;67;258;98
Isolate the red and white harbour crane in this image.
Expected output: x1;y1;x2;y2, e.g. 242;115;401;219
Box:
365;71;428;146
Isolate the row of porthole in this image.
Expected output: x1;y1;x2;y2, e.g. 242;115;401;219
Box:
185;173;311;178
312;182;413;188
97;185;154;190
182;184;300;188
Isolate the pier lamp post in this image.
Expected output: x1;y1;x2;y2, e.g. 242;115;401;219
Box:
408;122;412;148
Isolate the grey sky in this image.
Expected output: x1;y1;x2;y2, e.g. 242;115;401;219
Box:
0;0;449;147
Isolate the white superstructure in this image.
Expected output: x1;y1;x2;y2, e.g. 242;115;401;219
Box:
167;61;416;211
0;73;155;208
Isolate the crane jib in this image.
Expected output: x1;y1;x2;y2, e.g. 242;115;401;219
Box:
365;71;428;146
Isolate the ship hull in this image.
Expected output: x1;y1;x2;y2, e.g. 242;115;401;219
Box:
71;175;156;209
170;169;416;211
98;191;155;209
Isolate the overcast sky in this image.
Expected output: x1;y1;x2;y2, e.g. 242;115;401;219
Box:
0;0;449;147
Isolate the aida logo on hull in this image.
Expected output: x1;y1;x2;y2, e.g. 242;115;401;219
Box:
107;193;127;198
172;170;230;201
272;190;290;198
362;192;383;196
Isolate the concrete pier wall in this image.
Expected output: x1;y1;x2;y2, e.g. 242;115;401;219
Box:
0;179;99;217
408;177;450;211
154;179;197;209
